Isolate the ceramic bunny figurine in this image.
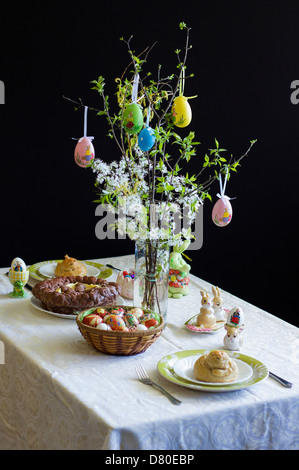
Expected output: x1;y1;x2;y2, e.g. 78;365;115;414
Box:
196;291;216;328
223;307;245;350
223;324;244;351
211;286;226;321
168;240;191;299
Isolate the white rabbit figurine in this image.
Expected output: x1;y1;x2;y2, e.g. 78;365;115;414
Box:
211;286;226;321
223;324;244;351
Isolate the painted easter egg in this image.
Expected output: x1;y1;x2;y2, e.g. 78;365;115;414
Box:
82;314;103;327
124;313;139;328
212;196;233;227
110;307;125;316
227;307;244;328
9;257;29;286
142;318;159;329
140;312;161;325
11;257;26;272
172;96;192;128
128;307;144;319
123;103;144;135
138;126;156;151
104;315;128;331
74;136;95;168
94;307;108;318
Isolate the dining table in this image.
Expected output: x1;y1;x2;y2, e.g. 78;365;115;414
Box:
0;254;298;451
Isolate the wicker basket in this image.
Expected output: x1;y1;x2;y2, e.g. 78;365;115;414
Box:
76;306;165;356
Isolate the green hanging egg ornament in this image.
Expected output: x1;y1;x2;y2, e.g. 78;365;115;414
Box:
123;74;144;135
123;103;144;135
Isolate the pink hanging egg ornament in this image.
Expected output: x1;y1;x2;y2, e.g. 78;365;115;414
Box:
74;136;95;168
212;196;233;227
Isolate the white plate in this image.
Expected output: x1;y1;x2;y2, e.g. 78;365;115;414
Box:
173;355;253;386
39;262;99;278
157;349;268;393
30;296;125;320
29;260;113;281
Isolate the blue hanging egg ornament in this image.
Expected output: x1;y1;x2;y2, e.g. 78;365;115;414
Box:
138;126;155;151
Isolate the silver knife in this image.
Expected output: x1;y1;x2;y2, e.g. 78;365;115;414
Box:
269;371;293;388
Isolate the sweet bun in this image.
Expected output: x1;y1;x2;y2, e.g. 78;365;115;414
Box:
193;350;238;383
54;255;87;277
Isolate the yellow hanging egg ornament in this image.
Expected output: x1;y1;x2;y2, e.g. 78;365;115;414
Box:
171;68;197;128
172;96;193;128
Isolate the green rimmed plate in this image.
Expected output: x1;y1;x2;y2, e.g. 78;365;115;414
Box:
29;260;113;281
157;349;269;392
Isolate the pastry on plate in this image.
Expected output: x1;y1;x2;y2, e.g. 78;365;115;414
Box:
54;255;87;277
32;275;121;315
193;350;238;383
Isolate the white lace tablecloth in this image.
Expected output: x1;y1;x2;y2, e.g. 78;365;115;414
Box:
0;255;298;450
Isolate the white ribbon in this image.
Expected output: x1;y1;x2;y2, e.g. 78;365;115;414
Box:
72;106;94;141
216;171;236;200
132;74;140;103
146;106;151;126
84;105;88;137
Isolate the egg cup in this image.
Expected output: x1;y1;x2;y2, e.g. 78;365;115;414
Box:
8;269;30;298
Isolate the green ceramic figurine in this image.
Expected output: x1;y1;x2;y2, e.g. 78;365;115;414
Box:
168;240;191;299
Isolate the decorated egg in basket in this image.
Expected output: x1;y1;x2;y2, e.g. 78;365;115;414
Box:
212;196;233;227
123;103;144;135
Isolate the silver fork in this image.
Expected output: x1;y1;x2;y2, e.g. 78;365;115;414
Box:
135;363;182;405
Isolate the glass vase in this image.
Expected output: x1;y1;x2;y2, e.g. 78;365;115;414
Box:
134;239;170;322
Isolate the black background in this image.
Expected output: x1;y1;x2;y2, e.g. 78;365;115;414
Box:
1;1;298;326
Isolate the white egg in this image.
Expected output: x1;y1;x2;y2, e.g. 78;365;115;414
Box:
136;324;148;331
96;323;111;330
11;257;27;272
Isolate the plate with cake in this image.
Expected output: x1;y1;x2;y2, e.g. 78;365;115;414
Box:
30;274;123;319
173;351;253;386
29;255;113;281
157;349;268;392
30;295;125;320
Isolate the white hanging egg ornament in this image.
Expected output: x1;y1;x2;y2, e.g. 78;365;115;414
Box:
74;137;95;168
212;196;233;227
138;126;156;152
172;96;192;128
123;103;144;135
